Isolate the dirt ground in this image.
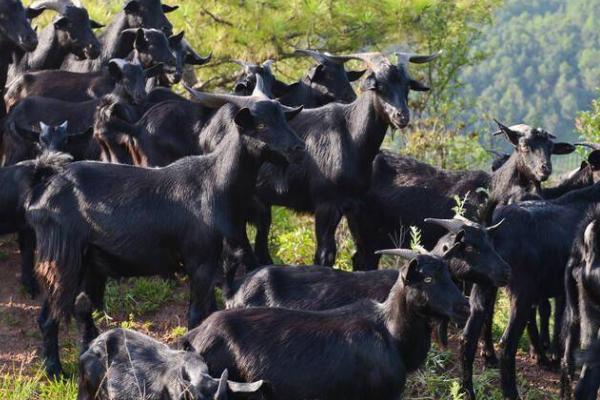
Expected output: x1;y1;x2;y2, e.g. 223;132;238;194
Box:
0;238;563;397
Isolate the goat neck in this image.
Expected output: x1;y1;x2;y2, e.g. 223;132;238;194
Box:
382;275;431;372
25;26;67;71
346;90;390;166
490;151;541;203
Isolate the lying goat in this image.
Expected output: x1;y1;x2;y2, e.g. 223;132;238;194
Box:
78;324;265;400
184;249;468;400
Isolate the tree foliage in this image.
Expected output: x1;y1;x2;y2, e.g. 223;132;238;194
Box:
459;0;600;139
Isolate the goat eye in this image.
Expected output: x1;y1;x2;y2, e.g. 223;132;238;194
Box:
465;245;474;252
521;145;531;152
256;123;267;130
423;277;433;284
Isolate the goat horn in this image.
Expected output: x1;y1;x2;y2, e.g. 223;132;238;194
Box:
343;52;391;71
375;248;421;260
424;218;466;233
251;74;270;100
486;218;505;233
29;0;78;14
294;49;356;65
216;369;228;398
261;59;274;70
183;83;252;109
575;143;600;150
395;50;442;65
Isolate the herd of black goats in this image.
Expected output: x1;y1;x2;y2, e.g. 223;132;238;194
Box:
1;0;600;399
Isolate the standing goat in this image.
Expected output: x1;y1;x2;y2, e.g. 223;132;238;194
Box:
252;51;439;266
561;206;600;400
26;87;304;378
7;0;101;83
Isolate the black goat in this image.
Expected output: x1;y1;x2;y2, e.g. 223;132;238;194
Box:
5;27;175;107
146;30;211;90
3;59;162;165
61;0;175;72
561;206;600;400
0;150;72;297
0;0;40;120
26;89;304;378
226;216;509;311
7;0;101;83
459;182;600;400
348;121;576;270
251;51;438;266
233;50;365;107
8;121;92;161
77;323;265;400
183;250;469;400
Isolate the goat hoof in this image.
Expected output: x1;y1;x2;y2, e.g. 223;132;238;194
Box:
44;361;63;380
537;358;559;372
483;354;499;369
22;279;40;299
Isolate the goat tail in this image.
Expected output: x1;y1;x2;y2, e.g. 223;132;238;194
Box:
35;223;83;321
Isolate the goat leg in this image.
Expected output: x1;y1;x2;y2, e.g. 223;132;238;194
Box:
526;306;555;370
38;300;63;379
17;227;38;298
480;292;499;368
252;200;274;266
574;364;600;400
187;260;219;329
499;294;532;400
313;203;343;267
460;284;496;400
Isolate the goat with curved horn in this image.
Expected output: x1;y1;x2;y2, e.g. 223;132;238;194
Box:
395;50;442;65
294;49;357;65
575;142;600;151
424;217;467;234
375;248;425;260
29;0;80;14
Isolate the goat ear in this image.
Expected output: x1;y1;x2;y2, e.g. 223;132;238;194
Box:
108;61;123;81
59;121;68;131
587;150;600;169
284;106;303;122
123;0;140;13
361;72;377;91
552;142;576;155
308;64;324;81
169;31;184;47
347;69;366;82
403;259;423;285
26;7;46;19
234;108;255;131
162;4;179;13
134;28;147;49
53;16;70;30
493;119;520;147
90;20;105;29
144;63;164;78
410;79;430;92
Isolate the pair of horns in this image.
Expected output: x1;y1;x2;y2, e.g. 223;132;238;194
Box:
492;119;556;139
376;216;504;259
231;59;273;75
184;75;301;110
30;0;81;14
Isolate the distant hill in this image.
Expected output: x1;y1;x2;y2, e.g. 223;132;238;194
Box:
458;0;600;140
